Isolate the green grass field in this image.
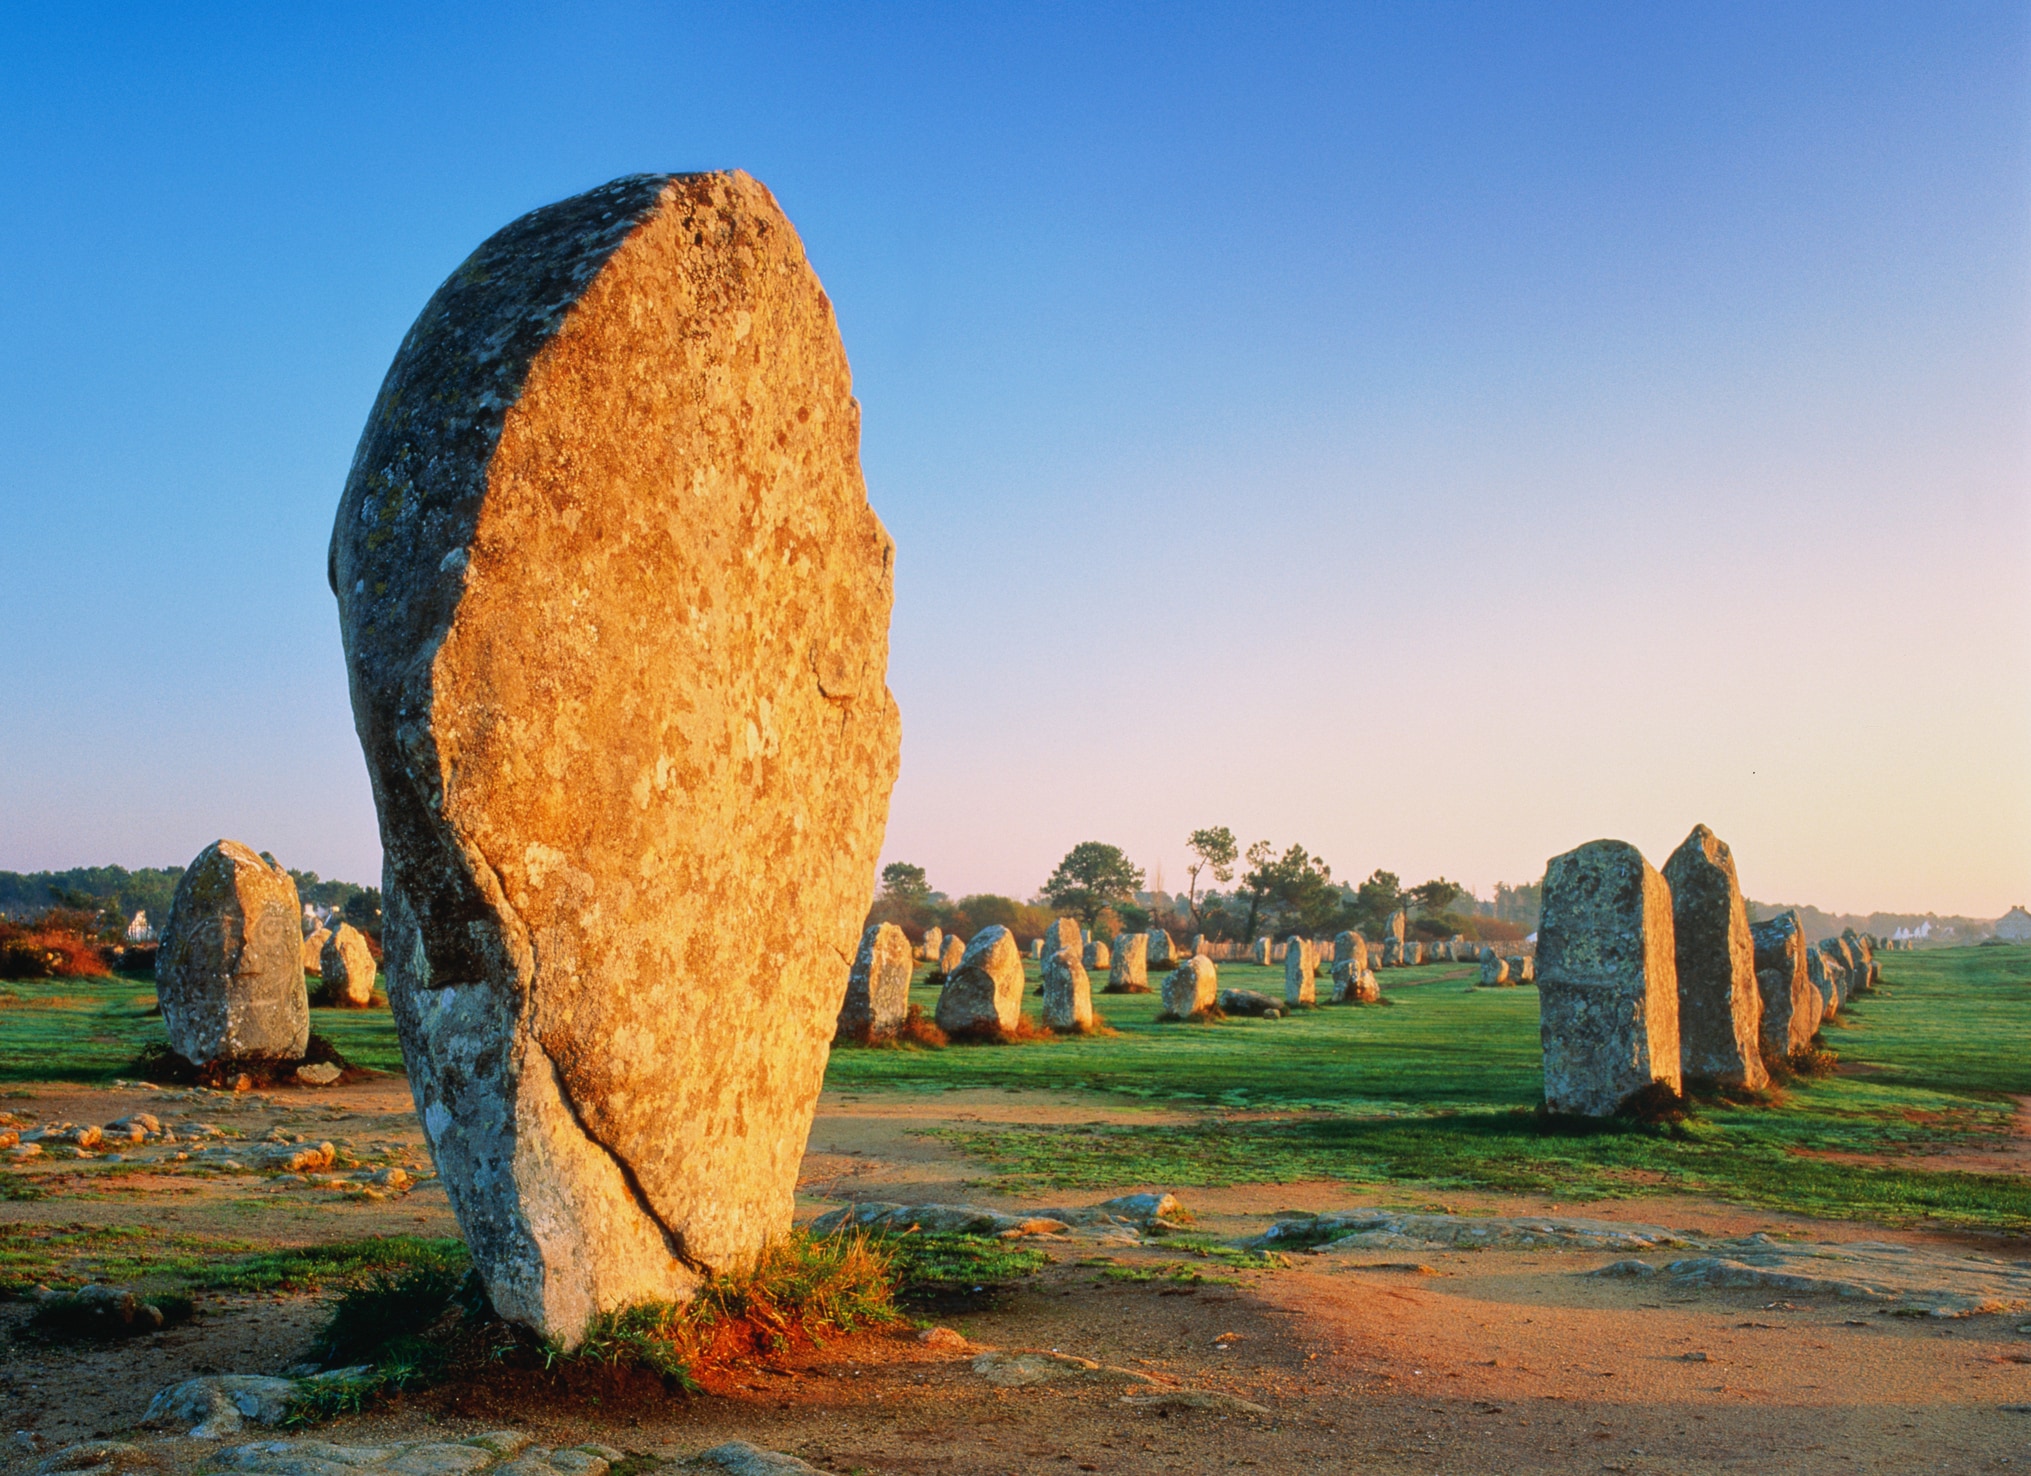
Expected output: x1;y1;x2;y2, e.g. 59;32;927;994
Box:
4;946;2026;1232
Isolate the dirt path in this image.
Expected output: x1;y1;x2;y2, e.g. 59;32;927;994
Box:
3;1079;2029;1475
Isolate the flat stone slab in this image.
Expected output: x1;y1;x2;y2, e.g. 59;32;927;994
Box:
970;1351;1155;1388
1589;1234;2031;1317
1243;1209;1698;1254
680;1444;838;1476
212;1439;619;1476
807;1193;1184;1240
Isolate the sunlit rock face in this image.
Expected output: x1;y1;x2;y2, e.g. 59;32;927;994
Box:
1536;839;1682;1117
158;840;308;1066
332;172;901;1346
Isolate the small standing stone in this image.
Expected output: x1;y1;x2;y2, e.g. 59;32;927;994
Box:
1042;918;1081;961
1082;938;1111;971
320;923;378;1008
157;839;308;1066
1386;909;1407;944
935;926;1025;1036
938;934;965;976
1283;936;1317;1007
1380;937;1403;968
919;927;944;965
1146;929;1177;969
1480;951;1512;987
1107;933;1150;993
835;921;914;1044
301;926;331;976
1406;940;1425;966
1749;910;1822;1059
1040;949;1094;1033
1662;825;1768;1092
1333;966;1380;1004
1160;956;1217;1019
1250;936;1272;966
1189;934;1211;958
1537;839;1682;1116
1805;942;1842;1016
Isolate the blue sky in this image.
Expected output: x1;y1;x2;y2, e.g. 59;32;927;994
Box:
2;3;2026;914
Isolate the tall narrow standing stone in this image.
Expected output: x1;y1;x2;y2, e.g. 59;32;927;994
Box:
918;927;943;965
1107;933;1149;993
1250;936;1272;966
1040;949;1094;1033
331;173;902;1344
1842;928;1878;994
1536;840;1683;1116
1805;943;1842;1016
157;840;308;1066
1748;910;1821;1059
1386;909;1407;945
935;926;1024;1037
938;934;964;976
302;925;332;976
1146;929;1177;969
1283;936;1316;1006
835;921;914;1044
1661;826;1768;1091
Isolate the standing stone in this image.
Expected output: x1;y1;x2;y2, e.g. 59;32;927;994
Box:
1042;918;1081;962
1160;956;1218;1019
936;926;1024;1036
919;927;943;965
938;934;964;976
157;840;309;1066
1029;939;1044;960
835;922;914;1044
1250;936;1272;966
1380;937;1403;967
302;926;332;976
1189;933;1211;958
1842;928;1878;994
320;923;378;1008
1748;910;1821;1059
1386;909;1407;944
1506;954;1534;984
1407;940;1426;965
1333;966;1381;1004
1146;929;1177;969
1479;952;1511;987
1107;933;1150;993
1805;943;1842;1016
1040;949;1094;1033
1813;940;1852;1008
1662;826;1768;1092
1536;840;1683;1117
1334;932;1366;973
1082;938;1111;971
331;173;903;1344
1283;937;1316;1007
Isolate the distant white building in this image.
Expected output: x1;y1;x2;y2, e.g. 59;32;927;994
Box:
125;910;154;942
1892;921;1933;942
1996;907;2031;943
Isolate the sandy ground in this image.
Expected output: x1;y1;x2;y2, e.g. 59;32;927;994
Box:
4;1077;2029;1475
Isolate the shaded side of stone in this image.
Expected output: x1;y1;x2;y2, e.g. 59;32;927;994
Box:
1749;909;1821;1057
157;840;308;1065
1537;839;1682;1116
1662;825;1768;1091
835;922;912;1043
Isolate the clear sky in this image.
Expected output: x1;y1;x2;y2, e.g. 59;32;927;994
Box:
1;3;2026;916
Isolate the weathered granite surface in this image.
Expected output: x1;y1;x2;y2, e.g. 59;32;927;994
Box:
1536;839;1682;1116
331;173;901;1343
1662;825;1768;1090
157;840;308;1065
835;921;912;1044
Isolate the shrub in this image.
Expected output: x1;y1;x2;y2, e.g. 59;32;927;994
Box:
0;912;112;979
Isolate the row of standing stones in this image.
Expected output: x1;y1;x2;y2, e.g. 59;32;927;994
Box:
1537;825;1881;1118
170;173;1896;1357
152;838;379;1071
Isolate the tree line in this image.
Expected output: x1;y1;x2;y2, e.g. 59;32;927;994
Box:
867;829;1538;947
